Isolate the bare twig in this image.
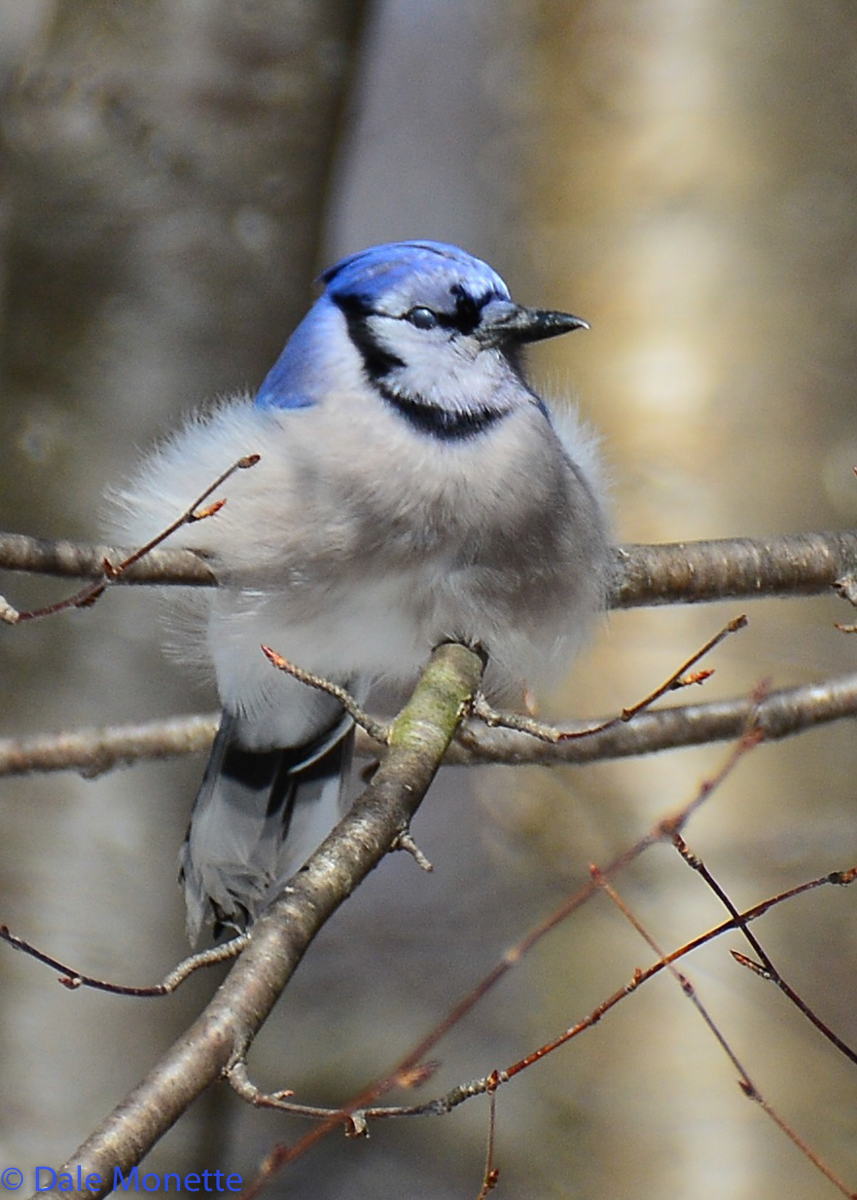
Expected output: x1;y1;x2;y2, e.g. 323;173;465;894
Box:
459;672;857;765
227;1055;454;1125
6;456;257;624
595;873;857;1199
392;829;433;871
0;535;214;588
251;861;857;1134
476;1077;501;1200
261;646;389;744
0;925;247;996
471;615;746;743
671;835;857;1066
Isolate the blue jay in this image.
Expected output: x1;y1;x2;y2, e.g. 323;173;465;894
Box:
110;241;610;942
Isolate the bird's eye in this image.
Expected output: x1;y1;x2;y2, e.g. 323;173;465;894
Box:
405;306;439;330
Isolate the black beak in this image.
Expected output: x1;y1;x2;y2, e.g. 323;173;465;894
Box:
476;302;589;348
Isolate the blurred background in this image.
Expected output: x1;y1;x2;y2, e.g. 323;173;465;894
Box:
2;2;857;1197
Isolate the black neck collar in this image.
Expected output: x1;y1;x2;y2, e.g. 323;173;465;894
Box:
379;385;508;441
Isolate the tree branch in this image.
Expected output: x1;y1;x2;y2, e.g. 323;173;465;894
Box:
2;529;856;607
612;531;857;608
459;672;857;763
3;672;857;781
28;642;484;1200
0;533;215;587
0;715;218;779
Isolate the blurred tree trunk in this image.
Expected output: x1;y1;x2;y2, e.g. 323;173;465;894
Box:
1;0;368;513
0;0;367;1172
493;3;857;1198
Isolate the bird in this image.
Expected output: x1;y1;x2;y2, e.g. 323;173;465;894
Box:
109;240;611;943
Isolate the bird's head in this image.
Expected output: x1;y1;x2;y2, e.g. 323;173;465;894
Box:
256;241;588;436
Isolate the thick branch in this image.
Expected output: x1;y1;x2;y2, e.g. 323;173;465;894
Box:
2;530;856;607
612;531;857;608
29;642;483;1200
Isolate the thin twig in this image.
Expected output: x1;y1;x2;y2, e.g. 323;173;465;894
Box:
224;860;857;1141
261;646;389;744
472;615;747;743
392;830;434;871
0;714;218;779
595;873;857;1200
226;1057;448;1128
0;923;247;995
8;455;258;624
671;834;857;1066
612;531;857;608
475;1076;501;1200
395;866;857;1126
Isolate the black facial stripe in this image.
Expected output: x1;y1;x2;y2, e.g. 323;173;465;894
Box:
334;287;502;376
448;283;490;335
334;292;404;382
378;382;508;441
431;308;477;336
